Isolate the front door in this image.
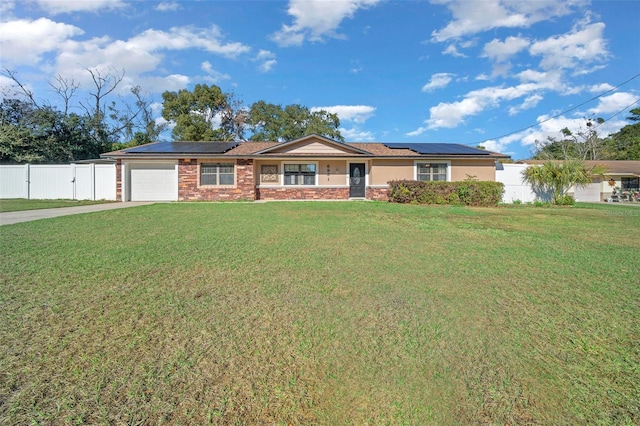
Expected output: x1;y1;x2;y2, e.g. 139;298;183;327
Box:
349;163;365;198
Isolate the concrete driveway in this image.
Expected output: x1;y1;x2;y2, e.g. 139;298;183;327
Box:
0;202;154;225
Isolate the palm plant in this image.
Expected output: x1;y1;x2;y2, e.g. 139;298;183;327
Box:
522;160;607;205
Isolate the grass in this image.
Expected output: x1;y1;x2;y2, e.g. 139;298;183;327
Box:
1;201;639;425
0;198;112;213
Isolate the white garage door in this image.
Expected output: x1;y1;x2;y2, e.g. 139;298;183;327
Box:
129;162;178;201
573;183;601;202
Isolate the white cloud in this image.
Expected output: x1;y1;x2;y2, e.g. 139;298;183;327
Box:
482;36;529;62
406;126;427;137
0;18;83;66
588;92;640;115
508;94;543;115
426;82;552;129
0;1;15;18
271;0;381;47
254;50;277;72
200;61;231;83
126;26;250;58
155;2;181;12
589;83;615;93
422;73;454;92
31;0;126;14
431;0;582;42
340;127;375;141
47;25;250;92
311;105;376;124
529;22;607;71
442;44;466;57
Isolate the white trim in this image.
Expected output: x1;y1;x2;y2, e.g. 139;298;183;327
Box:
280;160;319;186
198;160;237;188
414;160;451;181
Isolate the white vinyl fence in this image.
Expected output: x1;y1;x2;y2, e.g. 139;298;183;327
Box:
0;163;116;200
496;163;538;203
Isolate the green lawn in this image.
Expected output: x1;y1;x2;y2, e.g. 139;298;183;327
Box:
1;202;638;425
0;198;112;213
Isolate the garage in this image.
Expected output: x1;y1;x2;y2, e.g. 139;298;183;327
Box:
128;162;178;201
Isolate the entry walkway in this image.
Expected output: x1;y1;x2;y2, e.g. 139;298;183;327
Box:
0;202;154;226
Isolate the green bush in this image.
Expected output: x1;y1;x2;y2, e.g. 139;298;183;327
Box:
558;194;575;206
387;180;504;207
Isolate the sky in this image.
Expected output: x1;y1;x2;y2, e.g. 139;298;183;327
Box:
1;0;639;160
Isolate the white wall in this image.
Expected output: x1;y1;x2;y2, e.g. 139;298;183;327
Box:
0;163;116;200
496;163;537;203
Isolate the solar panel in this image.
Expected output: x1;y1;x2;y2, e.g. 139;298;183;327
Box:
124;141;240;154
383;143;490;155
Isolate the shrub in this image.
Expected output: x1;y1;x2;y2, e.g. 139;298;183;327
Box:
387;180;504;207
558;194;575;206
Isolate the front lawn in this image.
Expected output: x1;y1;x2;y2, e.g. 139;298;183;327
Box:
1;202;638;424
0;198;112;213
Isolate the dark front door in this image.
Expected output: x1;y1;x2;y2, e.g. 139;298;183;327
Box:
349;163;365;198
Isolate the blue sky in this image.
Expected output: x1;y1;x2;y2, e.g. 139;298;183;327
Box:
1;0;639;159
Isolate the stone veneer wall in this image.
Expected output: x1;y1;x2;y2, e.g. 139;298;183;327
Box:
256;187;350;200
178;159;255;201
366;187;389;201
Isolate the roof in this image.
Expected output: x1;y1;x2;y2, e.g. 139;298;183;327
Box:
123;141;240;154
519;160;640;176
101;136;509;159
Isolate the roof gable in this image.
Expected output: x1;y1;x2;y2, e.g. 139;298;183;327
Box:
255;135;369;155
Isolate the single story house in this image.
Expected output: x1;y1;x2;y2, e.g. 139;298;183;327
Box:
517;160;640;202
100;134;509;202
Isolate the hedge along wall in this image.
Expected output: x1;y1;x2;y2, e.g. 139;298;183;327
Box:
388;180;505;207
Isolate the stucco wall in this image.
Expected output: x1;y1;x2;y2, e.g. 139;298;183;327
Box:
450;159;496;181
369;159;414;185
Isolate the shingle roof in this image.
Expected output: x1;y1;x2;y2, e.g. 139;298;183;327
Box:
102;139;509;159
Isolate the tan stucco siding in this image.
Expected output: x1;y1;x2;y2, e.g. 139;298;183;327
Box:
450;159;496;181
369;160;414;185
318;160;347;185
272;141;347;154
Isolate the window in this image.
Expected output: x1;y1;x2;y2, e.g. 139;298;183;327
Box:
284;163;316;185
417;163;447;181
201;163;234;185
621;177;639;191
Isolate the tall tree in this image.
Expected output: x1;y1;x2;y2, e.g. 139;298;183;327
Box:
161;84;231;141
2;68;156;150
0;99;96;163
247;101;343;142
533;118;605;160
603;108;640;160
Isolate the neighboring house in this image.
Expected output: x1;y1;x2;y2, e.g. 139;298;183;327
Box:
516;160;640;202
100;134;509;202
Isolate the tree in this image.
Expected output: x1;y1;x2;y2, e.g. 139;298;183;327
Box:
2;68;159;152
247;101;343;142
603;108;640;160
0;99;97;163
521;160;606;205
533;118;605;160
161;84;231;141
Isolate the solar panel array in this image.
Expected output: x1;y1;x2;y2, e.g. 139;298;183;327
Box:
124;141;240;154
383;143;491;155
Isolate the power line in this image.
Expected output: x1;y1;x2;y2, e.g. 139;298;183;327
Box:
472;71;640;146
592;97;640;131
